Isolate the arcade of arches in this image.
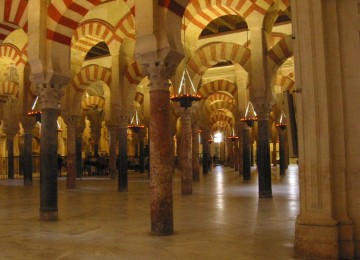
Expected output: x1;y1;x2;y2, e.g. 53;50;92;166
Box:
0;0;359;259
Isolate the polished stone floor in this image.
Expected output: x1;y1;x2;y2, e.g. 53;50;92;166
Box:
0;165;299;260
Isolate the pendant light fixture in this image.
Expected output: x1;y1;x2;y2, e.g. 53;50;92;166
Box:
128;109;144;133
240;101;257;127
170;15;201;109
27;96;42;122
227;128;239;142
275;91;287;130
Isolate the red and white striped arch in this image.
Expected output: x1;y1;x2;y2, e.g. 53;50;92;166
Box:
0;43;27;66
184;0;274;32
188;42;251;81
267;34;293;68
81;95;105;110
205;92;236;107
124;61;145;85
276;74;295;91
210;111;234;126
113;12;135;44
71;64;111;92
72;20;114;53
0;0;28;43
199;79;237;98
134;92;144;105
206;100;236;115
211;120;231;133
47;0;135;46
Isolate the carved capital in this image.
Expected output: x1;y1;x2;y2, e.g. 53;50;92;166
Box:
39;83;65;110
146;61;170;91
253;103;272;120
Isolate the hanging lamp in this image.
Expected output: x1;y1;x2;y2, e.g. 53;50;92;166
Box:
128;110;144;133
227;128;239;142
275;110;287;130
170;16;201;109
207;134;214;144
240;101;257;127
27;96;42;122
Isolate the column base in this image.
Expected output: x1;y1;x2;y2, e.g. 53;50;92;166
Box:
40;211;58;221
338;222;355;259
294;220;339;259
24;180;32;186
118;187;128;192
259;191;272;198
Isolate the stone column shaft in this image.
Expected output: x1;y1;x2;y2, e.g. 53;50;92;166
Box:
148;62;173;235
40;108;59;221
192;126;200;181
139;130;145;173
180;109;192;195
75;127;83;178
107;124;118;179
65;116;79;189
243;128;251;181
118;126;128;191
201;130;210;174
278;129;286;176
257;117;272;198
7;136;14;179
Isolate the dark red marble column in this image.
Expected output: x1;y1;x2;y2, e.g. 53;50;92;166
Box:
7;135;15;179
118;121;128;192
65;116;79;189
180;109;192;195
278;128;286;176
75;126;84;178
243;127;251;181
201;130;210;175
39;83;64;221
147;62;173;235
107;124;118;179
22;117;35;186
192;124;200;181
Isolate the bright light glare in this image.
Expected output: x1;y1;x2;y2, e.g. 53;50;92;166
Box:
214;132;222;143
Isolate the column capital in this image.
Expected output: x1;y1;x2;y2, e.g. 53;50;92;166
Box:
253;103;272;120
38;83;65;110
146;61;170;92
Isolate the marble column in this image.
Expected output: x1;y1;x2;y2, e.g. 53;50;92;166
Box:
6;134;15;179
139;129;145;173
272;140;277;166
278;128;286;176
227;139;234;168
180;109;192;195
243;127;251;181
64;116;79;189
201;130;210;175
256;107;272;198
107;123;118;179
234;140;239;171
21;117;36;186
191;124;200;182
117;117;128;192
147;62;173;235
237;126;244;175
39;84;64;221
75;125;84;178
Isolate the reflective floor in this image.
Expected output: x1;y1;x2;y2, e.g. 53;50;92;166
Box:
0;165;299;260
